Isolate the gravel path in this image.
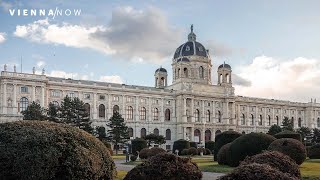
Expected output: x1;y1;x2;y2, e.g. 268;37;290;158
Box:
114;159;225;180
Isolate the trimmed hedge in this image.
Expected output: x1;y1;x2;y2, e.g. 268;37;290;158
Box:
268;138;306;165
131;138;148;156
309;144;320;159
181;149;189;155
197;147;205;155
227;133;276;167
240;151;300;179
139;148;150;159
0;120;116;180
149;147;166;158
190;141;198;148
214;130;241;160
274;130;302;141
124;153;202;180
130;155;137;161
218;163;297;180
189;147;198;156
217;143;231;165
205;141;215;152
205;148;212;155
173;139;190;155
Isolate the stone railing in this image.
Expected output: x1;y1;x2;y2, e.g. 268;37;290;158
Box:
1;71;46;80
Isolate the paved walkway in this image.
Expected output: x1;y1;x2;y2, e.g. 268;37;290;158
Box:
114;159;225;180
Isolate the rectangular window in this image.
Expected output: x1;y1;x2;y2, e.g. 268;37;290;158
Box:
84;94;90;99
51;90;60;97
166;100;171;105
99;95;105;100
113;96;119;101
69;92;75;98
21;86;28;93
127;97;133;102
140;98;146;104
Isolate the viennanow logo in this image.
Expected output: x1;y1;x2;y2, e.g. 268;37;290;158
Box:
9;8;81;19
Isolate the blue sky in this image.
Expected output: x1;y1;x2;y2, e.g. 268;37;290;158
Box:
1;0;320;102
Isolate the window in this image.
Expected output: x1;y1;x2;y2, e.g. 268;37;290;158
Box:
99;95;105;100
205;130;211;142
166;129;171;140
19;97;28;112
199;66;204;79
298;118;302;127
194;129;201;143
113;105;119;114
127;97;133;102
317;118;320;127
128;128;133;137
113;96;119;101
219;74;223;83
51;90;60;97
226;74;230;83
186;45;190;51
153;108;159;120
141;128;146;138
165;109;171;121
21;86;28;93
154;128;159;136
140;98;147;104
251;114;254;125
84;93;90;99
218;111;222;123
126;106;133;120
268;115;271;126
69;92;75;98
259;115;263;126
99;104;105;118
198;46;203;51
194;109;200;122
205;110;210;122
84;103;90;117
140;107;146;120
208;102;210;106
241;114;245;125
183;68;188;77
276;116;279;125
166;101;171;105
153;99;159;104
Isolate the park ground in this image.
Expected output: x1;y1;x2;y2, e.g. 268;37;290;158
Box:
112;155;320;180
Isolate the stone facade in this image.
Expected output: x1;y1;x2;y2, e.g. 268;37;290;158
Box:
1;27;320;150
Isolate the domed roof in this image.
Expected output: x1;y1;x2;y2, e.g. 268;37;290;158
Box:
173;25;209;59
177;57;190;62
218;62;231;69
155;67;167;73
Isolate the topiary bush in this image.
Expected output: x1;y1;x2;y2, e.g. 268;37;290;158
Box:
308;144;320;159
139;148;150;159
131;138;147;156
190;141;198;148
227;133;276;167
0;120;116;180
240;151;300;179
181;149;189;155
124;153;202;180
218;163;297;180
205;141;215;152
173;139;190;155
274;130;302;141
188;147;198;156
197;147;205;155
130;155;137;161
214;130;242;160
268;138;307;165
148;147;166;158
205;148;211;155
217;143;231;165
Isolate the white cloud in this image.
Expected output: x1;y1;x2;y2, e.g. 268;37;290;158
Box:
0;32;6;43
36;61;46;68
0;0;13;12
99;75;123;84
234;55;320;102
48;70;79;79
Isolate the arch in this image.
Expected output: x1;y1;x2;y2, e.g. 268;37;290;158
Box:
317;118;320;127
241;113;245;125
165;109;171;121
98;104;105;118
166;129;171;140
113;105;119;114
291;117;294;126
160;77;165;86
242;131;246;134
84;103;90;117
218;111;222;123
128;128;133;137
219;74;223;83
268;115;271;126
251;114;254;125
153;108;159;120
141;128;146;138
154;128;159;136
226;74;229;83
194;129;201;143
205;110;210;122
19;97;29;112
199;66;204;78
126;106;133;120
177;68;180;78
298;118;302;127
276;116;279;125
215;130;221;136
183;68;188;77
205;130;211;142
139;107;146;120
258;115;263;126
194;109;200;122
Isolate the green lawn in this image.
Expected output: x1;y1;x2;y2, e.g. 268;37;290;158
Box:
115;170;127;180
112;155;126;160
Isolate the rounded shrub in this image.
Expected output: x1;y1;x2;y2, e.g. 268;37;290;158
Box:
309;144;320;159
274;130;302;141
227;133;276;167
268;138;306;165
240;151;300;179
139;148;150;159
188;147;198;156
0;120;116;180
190;141;198;148
217;143;231;165
148;147;166;158
130;155;137;161
218;163;297;180
173;139;190;155
131;138;147;156
205;148;212;155
124;153;202;180
181;149;189;155
197;147;205;155
214;130;242;160
205;141;215;152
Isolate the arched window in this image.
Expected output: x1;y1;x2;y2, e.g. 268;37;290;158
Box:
99;104;105;118
113;105;119;114
160;77;165;86
205;130;211;142
242;131;246;134
128;128;133;137
276;116;279;125
140;107;146;120
298;118;302;127
153;108;159;120
126;106;133;120
218;111;222;123
251;114;254;125
258;115;263;126
194;129;201;143
184;68;188;77
141;128;146;138
317;118;320;127
165;109;171;121
84;103;90;117
291;117;294;126
241;113;245;125
215;130;221;136
52;101;59;107
226;74;229;83
268;115;271;126
154;128;159;136
199;66;204;78
194;109;200;122
205;110;210;122
166;129;171;140
177;68;180;78
19;97;29;112
219;74;223;83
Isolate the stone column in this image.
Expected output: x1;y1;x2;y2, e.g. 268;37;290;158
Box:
93;93;97;119
107;94;111;120
254;106;257;132
190;127;194;142
201;127;205;146
225;101;229;124
202;100;205;123
122;95;125;117
13;84;17;114
183;127;187;139
2;83;7;114
272;108;275;125
264;108;267;127
135;96;139;122
238;104;241;125
161;98;164;122
32;86;36;102
41;86;45;107
247;106;250;126
191;98;194;122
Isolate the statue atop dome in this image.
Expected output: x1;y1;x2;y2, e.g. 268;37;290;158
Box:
188;24;196;41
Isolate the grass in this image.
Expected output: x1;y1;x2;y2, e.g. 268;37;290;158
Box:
112;155;126;160
115;170;127;180
300;159;320;178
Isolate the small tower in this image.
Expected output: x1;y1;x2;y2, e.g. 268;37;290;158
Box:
217;62;232;87
155;67;168;88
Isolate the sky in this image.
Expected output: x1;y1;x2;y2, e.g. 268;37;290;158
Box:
1;0;320;102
